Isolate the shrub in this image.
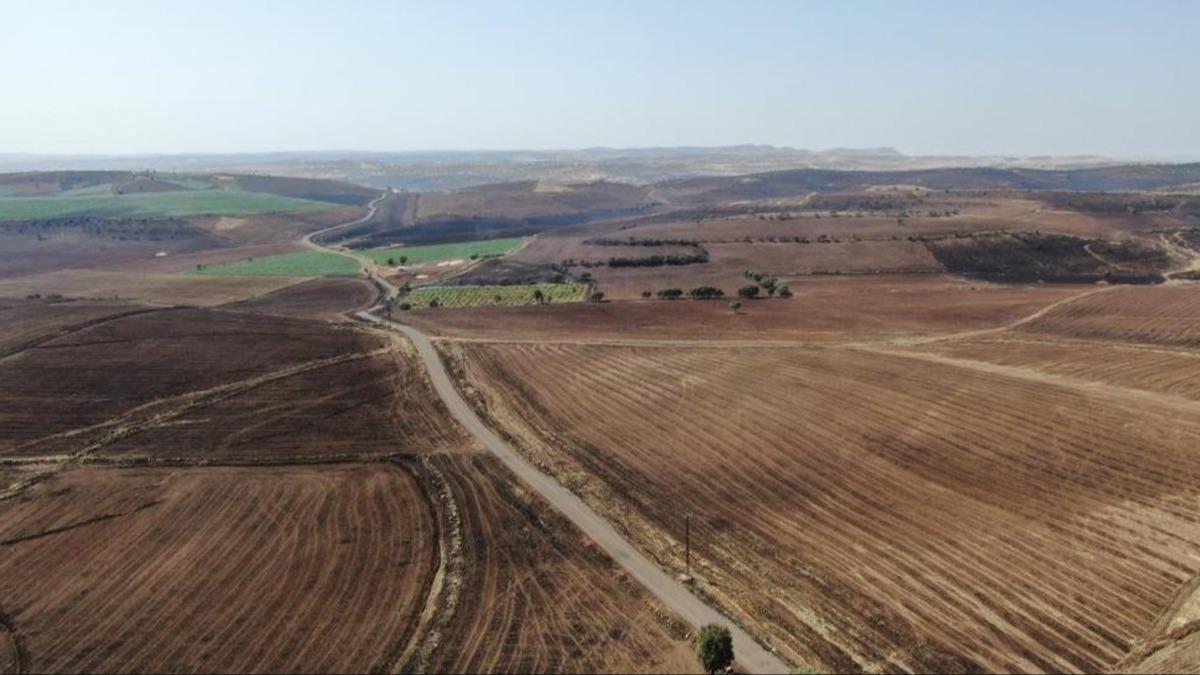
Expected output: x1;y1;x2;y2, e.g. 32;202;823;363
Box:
689;286;725;299
737;285;760;299
427;298;440;308
398;302;412;311
657;288;684;299
696;624;734;674
777;286;793;298
590;291;605;302
729;300;742;313
641;290;652;299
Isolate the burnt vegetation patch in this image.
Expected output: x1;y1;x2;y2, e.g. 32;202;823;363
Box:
927;232;1169;283
0;215;216;242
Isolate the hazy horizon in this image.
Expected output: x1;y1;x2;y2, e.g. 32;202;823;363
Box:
3;0;1197;158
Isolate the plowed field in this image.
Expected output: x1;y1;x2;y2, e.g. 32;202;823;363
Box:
1019;284;1200;348
419;454;697;673
0;464;439;673
445;339;1200;672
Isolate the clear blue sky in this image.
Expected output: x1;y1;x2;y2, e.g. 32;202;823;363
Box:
2;0;1196;157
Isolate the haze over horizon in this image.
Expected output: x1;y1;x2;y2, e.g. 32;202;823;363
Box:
3;0;1197;158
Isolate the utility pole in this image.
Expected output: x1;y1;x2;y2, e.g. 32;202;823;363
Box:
685;513;691;577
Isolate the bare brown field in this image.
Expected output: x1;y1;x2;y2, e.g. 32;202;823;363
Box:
443;339;1200;672
0;269;298;306
0;307;386;455
420;454;698;673
705;240;940;275
0;227;227;280
915;336;1200;402
0;463;440;673
1019;284;1200;347
222;277;378;320
417;180;651;222
0;300;700;673
105;347;470;461
0;299;150;357
406;276;1082;342
188;206;362;246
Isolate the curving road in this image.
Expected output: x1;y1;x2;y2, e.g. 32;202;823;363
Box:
355;311;789;674
310;195;788;672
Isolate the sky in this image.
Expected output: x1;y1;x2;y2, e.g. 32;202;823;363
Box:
1;0;1197;157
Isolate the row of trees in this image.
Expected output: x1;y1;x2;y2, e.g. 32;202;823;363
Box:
645;284;793;300
583;236;700;247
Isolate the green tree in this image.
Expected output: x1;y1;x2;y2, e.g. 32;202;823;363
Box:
399;255;408;265
696;624;734;674
532;288;546;304
729;300;742;313
737;285;760;299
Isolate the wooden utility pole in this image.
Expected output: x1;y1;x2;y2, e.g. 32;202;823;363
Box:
685;513;691;577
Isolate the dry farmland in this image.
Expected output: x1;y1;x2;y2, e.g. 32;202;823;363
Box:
0;464;439;673
439;287;1200;672
0;298;698;674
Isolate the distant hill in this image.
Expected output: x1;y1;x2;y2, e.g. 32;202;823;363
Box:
653;164;1200;204
0;147;1161;191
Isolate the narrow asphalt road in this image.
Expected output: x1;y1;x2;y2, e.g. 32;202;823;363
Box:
356;311;790;674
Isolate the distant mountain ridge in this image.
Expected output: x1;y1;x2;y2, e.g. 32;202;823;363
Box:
0;146;1193;191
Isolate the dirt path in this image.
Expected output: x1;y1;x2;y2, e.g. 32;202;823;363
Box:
1084;242;1133;272
356;311;789;674
1161;232;1200;280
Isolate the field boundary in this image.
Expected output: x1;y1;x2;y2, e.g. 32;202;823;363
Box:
390;456;466;674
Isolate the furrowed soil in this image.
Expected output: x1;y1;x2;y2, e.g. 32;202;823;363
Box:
0;301;699;673
0;307;387;456
420;454;698;674
442;334;1200;673
0;464;439;673
405;276;1082;343
221;277;378;320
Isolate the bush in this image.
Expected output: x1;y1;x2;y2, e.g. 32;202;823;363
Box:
641;290;652;299
696;624;734;674
590;291;605;302
689;286;725;299
398;302;412;311
427;298;440;308
777;286;793;298
657;288;684;299
729;300;742;312
737;285;760;299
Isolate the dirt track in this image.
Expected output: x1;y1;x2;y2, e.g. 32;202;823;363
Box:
357;311;789;674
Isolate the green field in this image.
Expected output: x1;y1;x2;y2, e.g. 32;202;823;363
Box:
401;283;587;309
192;251;362;278
365;237;525;266
0;188;335;220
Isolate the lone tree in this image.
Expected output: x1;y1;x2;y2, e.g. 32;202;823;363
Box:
590;290;605;303
532;288;546;304
696;624;734;674
729;300;742;313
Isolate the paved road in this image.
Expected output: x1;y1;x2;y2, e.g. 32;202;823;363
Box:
356;311;790;674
